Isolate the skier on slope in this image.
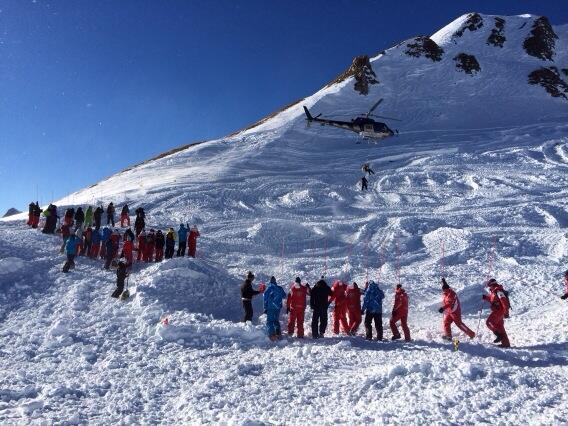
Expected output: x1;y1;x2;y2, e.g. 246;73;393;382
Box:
345;282;362;335
482;278;511;348
286;277;310;338
390;284;411;341
362;280;385;341
362;163;375;176
155;230;165;262
240;271;265;322
120;204;130;227
361;176;368;191
187;225;200;258
310;276;332;339
164;228;176;259
263;276;287;341
329;279;349;335
111;258;128;298
106;202;115;226
438;278;475;340
62;231;81;273
177;224;188;256
561;270;568;300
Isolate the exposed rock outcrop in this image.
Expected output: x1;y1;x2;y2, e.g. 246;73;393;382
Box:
454;13;484;38
3;208;21;218
528;67;568;99
405;36;444;62
487;17;506;47
523;16;558;60
454;53;481;75
329;55;379;95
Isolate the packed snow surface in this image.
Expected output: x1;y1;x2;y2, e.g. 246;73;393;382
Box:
1;12;568;425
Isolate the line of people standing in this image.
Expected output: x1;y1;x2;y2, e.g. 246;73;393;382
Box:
241;273;411;342
241;272;514;347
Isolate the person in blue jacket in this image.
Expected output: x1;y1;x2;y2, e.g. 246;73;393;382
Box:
90;227;102;258
263;276;287;341
177;224;188;256
362;280;385;341
100;226;112;259
62;232;81;273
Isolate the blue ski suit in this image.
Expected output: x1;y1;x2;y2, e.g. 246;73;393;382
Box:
362;281;385;314
263;281;286;336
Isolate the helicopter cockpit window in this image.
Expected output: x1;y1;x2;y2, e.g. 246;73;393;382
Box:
364;124;374;132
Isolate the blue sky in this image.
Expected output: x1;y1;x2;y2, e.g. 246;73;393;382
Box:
1;0;567;213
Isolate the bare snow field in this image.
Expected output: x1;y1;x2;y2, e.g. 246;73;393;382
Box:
1;13;568;425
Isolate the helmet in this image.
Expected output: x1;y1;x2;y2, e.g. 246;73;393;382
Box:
486;278;498;287
295;277;301;284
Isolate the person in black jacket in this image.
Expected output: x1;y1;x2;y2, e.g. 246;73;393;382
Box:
111;259;128;298
106;203;115;226
94;206;103;230
134;214;145;237
155;230;165;262
240;271;264;323
310;276;332;338
74;207;85;228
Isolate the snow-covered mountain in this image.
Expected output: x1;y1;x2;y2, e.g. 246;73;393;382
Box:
1;13;567;424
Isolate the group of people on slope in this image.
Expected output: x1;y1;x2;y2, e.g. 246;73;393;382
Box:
241;272;516;347
241;272;410;342
25;201;200;275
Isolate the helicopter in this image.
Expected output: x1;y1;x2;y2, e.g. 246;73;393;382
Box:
303;98;400;139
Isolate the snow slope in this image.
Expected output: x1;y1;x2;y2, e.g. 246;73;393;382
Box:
1;13;568;424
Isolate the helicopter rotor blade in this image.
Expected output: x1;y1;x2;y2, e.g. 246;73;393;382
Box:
366;98;384;117
370;114;402;122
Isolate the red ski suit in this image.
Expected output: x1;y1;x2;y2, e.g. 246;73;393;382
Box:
287;283;309;337
483;285;510;347
120;213;130;227
123;240;133;266
144;234;155;262
110;232;121;258
441;288;475;338
188;228;200;258
390;288;411;340
345;285;362;334
137;234;146;262
330;281;349;334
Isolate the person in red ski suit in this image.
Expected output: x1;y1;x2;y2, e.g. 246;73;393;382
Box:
137;230;146;262
329;280;349;334
110;229;121;258
345;282;362;335
187;226;200;258
438;278;475;340
561;270;568;300
483;278;511;348
122;229;134;266
286;277;309;338
144;230;155;262
390;284;411;341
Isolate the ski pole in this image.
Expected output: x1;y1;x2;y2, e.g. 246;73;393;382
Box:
323;237;328;277
476;237;496;337
365;239;369;284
